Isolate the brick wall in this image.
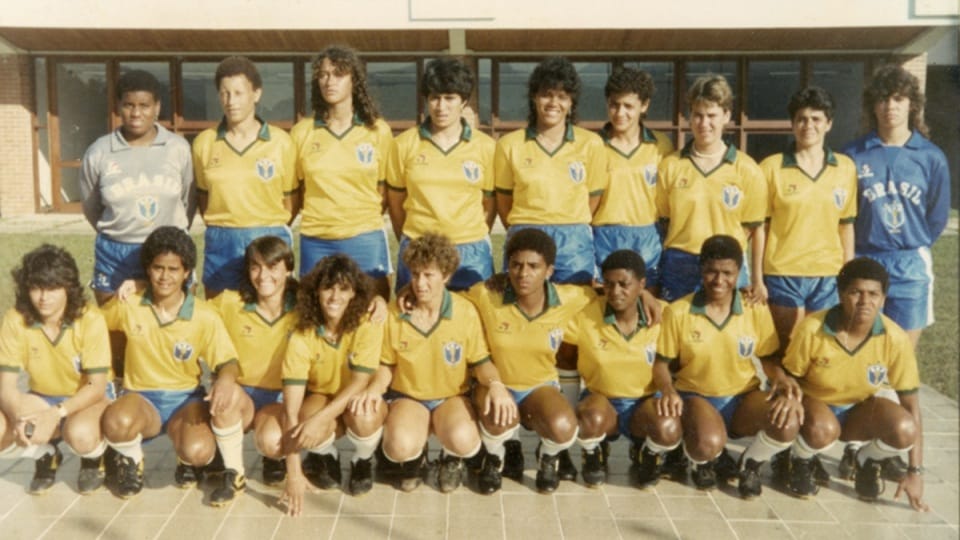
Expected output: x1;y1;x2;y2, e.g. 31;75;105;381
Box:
0;54;36;216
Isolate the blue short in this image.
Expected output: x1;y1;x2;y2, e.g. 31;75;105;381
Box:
579;390;654;437
135;387;206;433
765;275;838;311
593;224;661;287
860;248;934;330
203;225;293;293
32;385;116;407
679;391;745;432
300;229;392;279
396;236;493;293
504;224;596;285
243;385;282;411
92;234;146;293
660;248;750;302
828;403;855;427
506;380;561;406
384;390;448;412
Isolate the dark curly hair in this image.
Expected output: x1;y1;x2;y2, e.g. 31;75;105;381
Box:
505;228;557;267
421;57;474;100
699;234;743;269
787;86;835;122
311;45;381;128
527;56;581;126
215;56;262;90
116;69;162;103
12;245;87;326
837;257;890;294
605;67;655;112
239;235;298;304
863;64;929;137
403;233;460;277
296;254;373;335
140;226;196;290
600;249;646;280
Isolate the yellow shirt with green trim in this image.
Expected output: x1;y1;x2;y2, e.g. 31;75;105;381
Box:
0;307;111;397
563;296;666;399
656;142;766;254
192;119;297;228
291;115;393;239
387;119;495;244
381;289;490;400
494;124;608;225
593;124;674;227
101;290;238;392
283;317;383;396
463;281;596;390
782;306;919;406
761;148;857;276
210;289;298;391
657;290;778;397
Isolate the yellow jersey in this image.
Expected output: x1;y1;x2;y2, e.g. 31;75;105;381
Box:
593;124;674;227
283;317;383;396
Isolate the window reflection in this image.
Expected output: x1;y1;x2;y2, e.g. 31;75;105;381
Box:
624;62;674;122
748;61;800;120
574;62;612;122
811;61;864;149
368;62;417;121
747;133;792;162
56;63;107;162
497;62;535;123
181;62;219;121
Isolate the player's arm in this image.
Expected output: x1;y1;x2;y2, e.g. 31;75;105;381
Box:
0;370;27;443
743;224;768;304
280;382;309;517
283;187;302;226
302;371;373;444
839;222;855;263
348;364;393;417
207;361;242;418
896;391;929;512
386;187;407;241
483;192;497;231
197;191;209;219
472;360;516;427
496;191;513;230
652;358;682;417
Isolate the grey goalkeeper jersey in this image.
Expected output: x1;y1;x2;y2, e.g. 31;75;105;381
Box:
80;124;195;243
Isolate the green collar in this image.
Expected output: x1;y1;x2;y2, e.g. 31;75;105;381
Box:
599;123;657;144
525;123;575;142
602;299;649;328
313;113;363;128
216;117;271;141
141;289;196;321
418;117;473;141
822;305;886;337
399;289;454;322
243;289;297;315
502;281;561;308
680;139;737;164
689;289;744;316
781;146;838;168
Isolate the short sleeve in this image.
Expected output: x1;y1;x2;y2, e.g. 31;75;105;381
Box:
781;318;816;378
0;310;26;373
562;312;582;345
279;132;299;193
656;303;681;362
376;122;394;183
586;137;609;196
282;330;312;385
200;313;240;373
192;132;210;192
655;159;672;220
78;309;111;374
753;304;780;358
349;319;384;374
886;331;920;392
385;131;407;190
464;306;491;367
380;313;399;366
494;138;514;193
740;160;767;226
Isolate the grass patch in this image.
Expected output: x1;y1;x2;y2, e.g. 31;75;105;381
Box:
0;229;955;399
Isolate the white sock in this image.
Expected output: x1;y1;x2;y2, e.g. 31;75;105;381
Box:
643;437;681;456
480;424;517;461
73;439;108;459
577;434;605;452
107;435;143;464
792;436;831;460
347;427;382;463
443;441;482;460
741;431;793;466
307;433;337;458
857;438;906;465
212;421;245;475
540;428;578;457
557;369;581;411
683;443;719;466
382;445;419;464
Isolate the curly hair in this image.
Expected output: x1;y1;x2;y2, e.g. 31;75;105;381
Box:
699;234;743;269
140;226;196;286
421;57;474;100
215;56;262;90
239;235;298;304
863;64;929;137
787;86;835;122
600;249;646;280
296;254;373;335
311;45;381;128
12;245;87;326
403;233;460;277
116;69;162;103
527;56;581;126
505;228;557;266
838;257;890;294
687;74;734;112
605;67;655;104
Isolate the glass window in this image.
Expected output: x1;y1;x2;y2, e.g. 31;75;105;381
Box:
368;62;417;121
573;62;612;122
181;61;294;122
497;62;535;123
747;61;800;120
746;133;792;162
257;62;295;122
59;167;83;203
181;62;219;121
478;58;492;126
624;61;674;122
118;62;172;121
56;62;107;161
34;58;48;126
811;61;864;149
304;61;315;118
685;61;739;118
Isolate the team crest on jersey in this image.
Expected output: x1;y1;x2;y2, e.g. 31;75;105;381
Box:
644;343;657;366
172;340;194;362
311;142;322;153
462;160;482;184
241;324;253;337
356;143;375;165
689;329;702;343
442;341;463;366
255;158;276;182
737;336;755;359
881;201;906;233
496;321;510;333
866;363;888;386
548;328;564;352
857;164;874;179
678;177;691;189
643;165;658;187
785;184;799;195
136;196;159;221
721;185;742;209
415;153;427;165
833;188;848;210
71;355;82;373
568;161;586;184
812;357;831;368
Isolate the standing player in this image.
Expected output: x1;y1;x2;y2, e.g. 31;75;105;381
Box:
99;227;247;505
841;64;950;349
655;235;802;498
761;87;857;350
781;258;927;511
494;56;608;286
193;56;299;298
291;46;394;299
656;75;767;303
0;246;112;494
592;67;674;291
387;57;496;292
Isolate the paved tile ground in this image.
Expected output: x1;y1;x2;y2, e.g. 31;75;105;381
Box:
0;386;955;540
